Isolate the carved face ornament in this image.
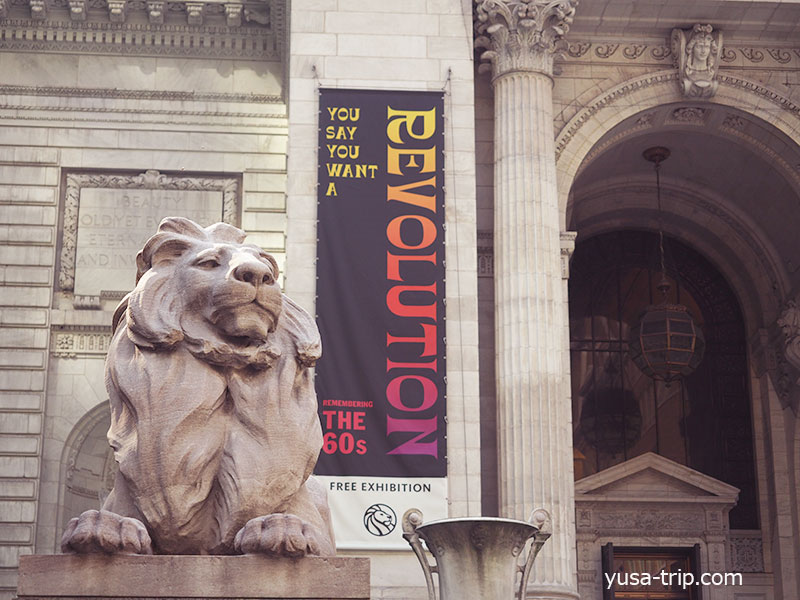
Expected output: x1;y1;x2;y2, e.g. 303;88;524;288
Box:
691;35;712;65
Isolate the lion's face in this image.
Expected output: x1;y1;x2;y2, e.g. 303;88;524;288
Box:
119;218;289;357
175;241;282;344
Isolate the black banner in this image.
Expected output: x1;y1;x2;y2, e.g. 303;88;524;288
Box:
315;89;446;479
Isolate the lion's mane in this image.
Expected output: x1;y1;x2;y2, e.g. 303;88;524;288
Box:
102;217;331;554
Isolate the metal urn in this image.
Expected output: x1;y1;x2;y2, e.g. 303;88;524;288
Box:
402;508;551;600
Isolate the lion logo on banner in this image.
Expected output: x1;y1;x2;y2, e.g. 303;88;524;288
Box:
61;217;334;556
364;504;397;536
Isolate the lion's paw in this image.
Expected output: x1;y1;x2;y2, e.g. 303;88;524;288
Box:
61;509;152;555
234;514;322;557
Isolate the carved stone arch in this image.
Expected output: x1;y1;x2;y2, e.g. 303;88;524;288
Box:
55;401;115;552
555;69;800;220
558;71;800;335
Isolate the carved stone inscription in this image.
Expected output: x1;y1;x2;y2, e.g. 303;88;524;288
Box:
73;188;221;296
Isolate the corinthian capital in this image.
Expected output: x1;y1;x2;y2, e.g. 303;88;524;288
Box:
474;0;578;78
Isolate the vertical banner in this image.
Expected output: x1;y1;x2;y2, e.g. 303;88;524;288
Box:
315;89;447;549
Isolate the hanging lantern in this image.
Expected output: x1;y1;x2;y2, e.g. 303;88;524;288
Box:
629;300;705;382
629;147;705;383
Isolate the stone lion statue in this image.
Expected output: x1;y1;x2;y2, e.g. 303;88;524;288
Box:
61;217;335;556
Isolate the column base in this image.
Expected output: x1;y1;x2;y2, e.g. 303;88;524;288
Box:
524;584;581;600
17;554;370;600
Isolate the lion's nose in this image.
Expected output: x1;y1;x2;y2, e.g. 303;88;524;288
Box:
232;261;274;287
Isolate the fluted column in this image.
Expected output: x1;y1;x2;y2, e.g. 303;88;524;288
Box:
474;2;578;598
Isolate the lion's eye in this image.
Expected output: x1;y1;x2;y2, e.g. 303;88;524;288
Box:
196;258;220;269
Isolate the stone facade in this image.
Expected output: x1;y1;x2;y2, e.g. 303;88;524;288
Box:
0;3;289;594
1;0;800;599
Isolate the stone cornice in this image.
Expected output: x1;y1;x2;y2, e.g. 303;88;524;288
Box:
474;0;578;79
0;84;282;104
0;0;284;58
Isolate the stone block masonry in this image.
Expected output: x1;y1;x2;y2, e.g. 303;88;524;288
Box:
0;147;56;600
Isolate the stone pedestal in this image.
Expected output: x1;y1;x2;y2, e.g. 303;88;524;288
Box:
17;555;370;600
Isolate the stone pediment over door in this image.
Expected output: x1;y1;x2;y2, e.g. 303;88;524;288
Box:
574;453;740;600
575;452;740;504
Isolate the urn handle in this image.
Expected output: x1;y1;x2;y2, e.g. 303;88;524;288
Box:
402;509;438;600
517;509;552;600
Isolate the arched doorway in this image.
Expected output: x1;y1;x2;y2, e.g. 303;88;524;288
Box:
562;97;800;593
569;229;757;530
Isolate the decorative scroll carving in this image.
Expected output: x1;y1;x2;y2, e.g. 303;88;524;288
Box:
729;533;765;572
567;42;590;57
767;48;791;64
650;45;671;60
740;48;764;63
560;42;672;62
474;0;578;78
58;170;240;292
594;43;619;58
671;24;722;98
622;44;646;60
561;40;800;69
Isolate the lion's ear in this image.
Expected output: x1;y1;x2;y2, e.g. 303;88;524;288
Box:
157;217;208;238
125;269;184;349
279;295;321;367
136;234;195;283
205;222;247;244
